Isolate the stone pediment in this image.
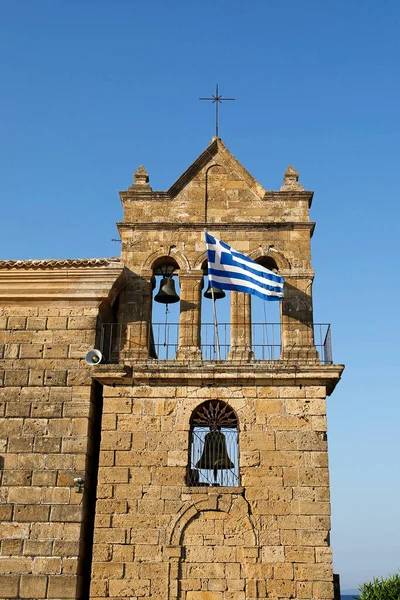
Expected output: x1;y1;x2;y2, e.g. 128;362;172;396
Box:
167;137;265;200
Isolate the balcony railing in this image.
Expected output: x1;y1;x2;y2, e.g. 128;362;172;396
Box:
98;322;333;364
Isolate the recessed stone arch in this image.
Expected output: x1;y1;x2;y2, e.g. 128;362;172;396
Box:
193;251;208;272
142;247;191;272
166;494;258;600
167;493;257;547
247;246;291;271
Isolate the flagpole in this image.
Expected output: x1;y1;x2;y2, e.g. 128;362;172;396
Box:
210;285;221;360
204;228;221;361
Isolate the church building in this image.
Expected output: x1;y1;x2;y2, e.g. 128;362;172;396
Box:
0;138;343;600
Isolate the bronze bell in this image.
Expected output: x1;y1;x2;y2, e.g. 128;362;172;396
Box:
203;283;226;300
154;277;180;305
195;429;234;483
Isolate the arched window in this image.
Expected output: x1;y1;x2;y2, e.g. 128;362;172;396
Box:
201;260;231;360
151;256;180;359
187;400;239;487
251;255;282;360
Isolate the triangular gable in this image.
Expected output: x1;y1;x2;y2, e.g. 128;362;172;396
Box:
167;138;266;200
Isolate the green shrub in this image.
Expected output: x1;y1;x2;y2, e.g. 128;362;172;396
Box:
357;572;400;600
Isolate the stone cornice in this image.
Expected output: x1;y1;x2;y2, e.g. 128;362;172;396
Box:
118;222;316;235
92;362;344;395
264;190;314;207
0;261;124;303
0;257;120;270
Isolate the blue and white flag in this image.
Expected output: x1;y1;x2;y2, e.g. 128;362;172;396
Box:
205;233;284;301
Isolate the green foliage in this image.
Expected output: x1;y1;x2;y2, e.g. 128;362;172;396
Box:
357;572;400;600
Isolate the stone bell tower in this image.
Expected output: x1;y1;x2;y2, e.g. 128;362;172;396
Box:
89;138;344;600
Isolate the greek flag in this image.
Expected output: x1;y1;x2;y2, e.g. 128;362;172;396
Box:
205;233;284;301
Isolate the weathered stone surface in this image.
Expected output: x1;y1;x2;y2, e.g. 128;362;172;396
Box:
0;139;343;599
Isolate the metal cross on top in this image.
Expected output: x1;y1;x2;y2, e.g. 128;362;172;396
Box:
199;84;235;138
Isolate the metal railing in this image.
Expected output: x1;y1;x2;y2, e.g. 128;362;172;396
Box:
99;322;333;364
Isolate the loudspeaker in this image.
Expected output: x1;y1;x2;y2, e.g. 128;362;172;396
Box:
85;349;103;366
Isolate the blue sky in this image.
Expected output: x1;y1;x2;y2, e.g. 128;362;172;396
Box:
1;0;399;591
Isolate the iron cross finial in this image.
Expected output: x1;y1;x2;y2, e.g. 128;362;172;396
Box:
199;84;235;138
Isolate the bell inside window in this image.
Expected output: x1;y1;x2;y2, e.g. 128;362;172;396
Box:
187;400;239;487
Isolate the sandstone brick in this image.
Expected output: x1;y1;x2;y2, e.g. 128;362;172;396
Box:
299;467;329;487
19;574;48;597
61;557;78;574
0;557;32;573
294;563;333;581
298;501;331;515
187;593;221;600
27;317;47;330
5;401;31;417
53;540;80;556
2;470;32;486
47;575;78;598
8;435;34;453
98;467;129;484
262;545;284;562
101;430;132;450
96;500;128;514
44;344;69;358
316;546;333;563
285;546;315;562
8;317;27;330
23;539;53;556
4;343;20;358
4;370;29;386
0;575;19;597
34;435;62;453
47;317;68;329
50;505;83;522
297;580;313;598
68;316;97;329
267;578;295;597
44;369;68;386
92;561;124;579
13;504;50;522
274;562;294;579
29;369;45;385
1;539;23;555
313;580;335;598
108;577;150;596
8;486;41;504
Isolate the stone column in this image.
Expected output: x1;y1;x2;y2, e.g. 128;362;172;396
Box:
229;291;254;361
176;272;202;360
281;276;319;362
118;269;154;360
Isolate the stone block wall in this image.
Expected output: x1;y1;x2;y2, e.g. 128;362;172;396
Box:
0;304;99;599
89;381;335;600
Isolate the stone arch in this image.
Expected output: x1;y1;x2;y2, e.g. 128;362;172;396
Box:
167;495;259;600
248;246;291;271
193;251;208;271
168;494;257;547
142;247;191;271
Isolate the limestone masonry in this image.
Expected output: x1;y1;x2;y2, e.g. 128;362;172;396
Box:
0;138;344;600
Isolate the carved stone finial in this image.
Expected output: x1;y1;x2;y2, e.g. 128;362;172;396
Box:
280;165;304;191
132;165;151;189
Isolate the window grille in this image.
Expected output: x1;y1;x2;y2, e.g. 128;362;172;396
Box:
187;400;239;487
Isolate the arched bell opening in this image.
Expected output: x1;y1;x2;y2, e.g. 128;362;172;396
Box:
186;400;239;487
200;259;231;360
251;255;282;360
151;256;181;359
